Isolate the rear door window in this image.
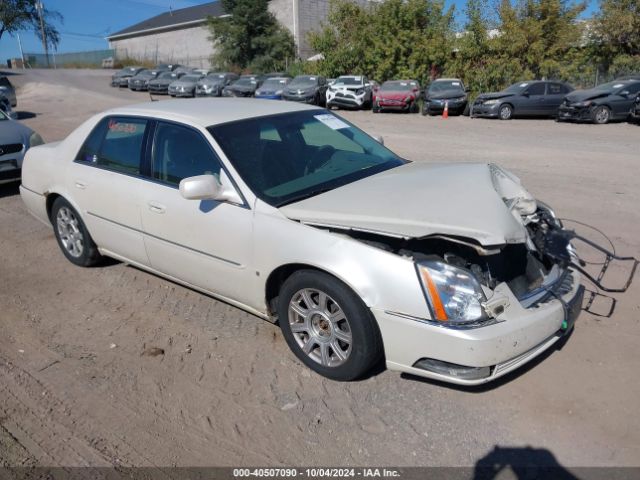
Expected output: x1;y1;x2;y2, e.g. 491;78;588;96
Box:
547;83;564;95
75;116;148;175
526;83;546;95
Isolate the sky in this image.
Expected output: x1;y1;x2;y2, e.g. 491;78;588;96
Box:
0;0;600;61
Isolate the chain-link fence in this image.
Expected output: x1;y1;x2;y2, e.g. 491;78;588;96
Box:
23;49;116;68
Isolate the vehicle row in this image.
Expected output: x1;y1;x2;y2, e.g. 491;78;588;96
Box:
111;66;640;124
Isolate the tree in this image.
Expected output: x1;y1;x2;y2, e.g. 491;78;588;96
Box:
592;0;640;76
207;0;296;72
309;0;454;83
0;0;62;49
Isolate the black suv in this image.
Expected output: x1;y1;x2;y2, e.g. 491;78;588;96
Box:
558;78;640;124
472;80;573;120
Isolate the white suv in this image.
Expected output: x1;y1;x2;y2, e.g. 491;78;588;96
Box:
326;75;373;110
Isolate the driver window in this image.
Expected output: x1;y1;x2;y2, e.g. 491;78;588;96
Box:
526;83;546;96
151;122;221;186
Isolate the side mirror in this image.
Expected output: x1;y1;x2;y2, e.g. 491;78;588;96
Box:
372;135;384;145
465;88;471;93
619;90;630;97
522;91;530;97
179;172;243;205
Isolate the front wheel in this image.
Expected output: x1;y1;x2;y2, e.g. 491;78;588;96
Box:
591;105;610;124
499;104;513;120
51;197;103;267
277;270;383;381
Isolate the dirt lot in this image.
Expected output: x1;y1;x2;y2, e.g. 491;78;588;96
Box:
1;69;639;470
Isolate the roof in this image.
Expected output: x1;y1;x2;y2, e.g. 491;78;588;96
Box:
104;98;320;127
108;1;225;40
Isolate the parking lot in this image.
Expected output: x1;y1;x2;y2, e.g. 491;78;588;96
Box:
1;68;640;469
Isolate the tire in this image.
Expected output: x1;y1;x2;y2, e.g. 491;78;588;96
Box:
409;101;419;114
277;270;383;381
51;197;102;267
462;103;471;116
499;104;513;120
591;105;610;124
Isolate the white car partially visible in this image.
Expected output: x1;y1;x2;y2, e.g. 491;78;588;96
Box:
20;98;592;385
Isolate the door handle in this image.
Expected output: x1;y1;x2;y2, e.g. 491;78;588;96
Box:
148;201;166;214
75;181;87;189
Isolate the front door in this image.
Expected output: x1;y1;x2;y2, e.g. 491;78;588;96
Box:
137;121;254;304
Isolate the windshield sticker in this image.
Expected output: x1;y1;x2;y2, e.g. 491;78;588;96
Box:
520;83;529;87
309;77;316;80
452;82;460;86
613;83;624;88
108;119;140;134
315;114;349;130
400;82;408;86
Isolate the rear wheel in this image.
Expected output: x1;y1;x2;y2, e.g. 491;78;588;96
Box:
591;105;610;124
51;197;102;267
499;104;513;120
277;270;383;381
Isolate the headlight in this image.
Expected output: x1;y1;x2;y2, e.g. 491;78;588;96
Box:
483;99;500;105
29;132;44;147
356;88;365;95
572;100;591;107
454;96;466;102
417;261;487;325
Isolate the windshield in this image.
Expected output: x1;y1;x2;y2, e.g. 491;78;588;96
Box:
208;110;404;207
182;75;201;82
381;81;414;92
122;67;139;74
138;71;154;78
159;72;178;79
234;77;258;87
262;78;289;89
504;82;529;93
428;80;463;93
334;77;363;86
592;81;631;93
290;76;319;88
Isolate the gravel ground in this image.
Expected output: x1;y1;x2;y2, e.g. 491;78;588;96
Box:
1;69;639;470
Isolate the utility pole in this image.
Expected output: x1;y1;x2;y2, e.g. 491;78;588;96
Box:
35;1;50;67
16;33;26;69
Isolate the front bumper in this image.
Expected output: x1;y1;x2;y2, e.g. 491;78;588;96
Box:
282;93;316;103
169;88;194;97
426;99;466;113
557;105;592;121
471;102;500;117
327;92;366;109
222;90;254;98
129;82;148;91
0;145;25;184
629;107;640;121
255;94;282;100
376;270;583;385
376;99;412;111
148;85;169;94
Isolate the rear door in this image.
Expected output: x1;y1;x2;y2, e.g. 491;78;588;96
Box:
610;82;640;117
70;116;150;265
543;83;567;116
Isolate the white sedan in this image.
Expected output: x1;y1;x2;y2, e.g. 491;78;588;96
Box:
20;99;608;384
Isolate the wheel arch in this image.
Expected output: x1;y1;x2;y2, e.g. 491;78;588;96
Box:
264;262;371;318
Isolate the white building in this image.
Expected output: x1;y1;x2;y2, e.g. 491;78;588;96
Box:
106;0;334;67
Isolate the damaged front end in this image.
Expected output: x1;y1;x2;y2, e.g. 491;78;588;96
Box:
316;165;637;332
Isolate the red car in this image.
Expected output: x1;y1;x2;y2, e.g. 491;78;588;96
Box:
372;80;421;113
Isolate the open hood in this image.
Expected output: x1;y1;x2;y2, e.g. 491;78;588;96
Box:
280;162;535;247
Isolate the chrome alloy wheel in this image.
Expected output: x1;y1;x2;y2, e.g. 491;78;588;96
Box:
56;206;84;258
288;288;352;367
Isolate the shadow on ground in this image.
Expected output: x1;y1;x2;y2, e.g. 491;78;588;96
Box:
0;182;19;198
474;446;579;480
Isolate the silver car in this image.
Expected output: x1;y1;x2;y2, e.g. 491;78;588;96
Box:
168;73;205;98
0;109;43;184
0;76;17;108
19;99;635;385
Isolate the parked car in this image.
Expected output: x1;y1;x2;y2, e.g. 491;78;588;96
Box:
255;77;292;100
195;72;239;97
372;80;421;113
0;92;17;119
128;69;159;91
168;73;205;98
110;66;145;87
155;63;182;72
222;75;262;97
174;66;195;75
422;78;468;116
0;76;17;108
281;75;329;105
557;79;640;124
148;71;185;95
21;99;633;385
0;108;43;184
472;80;573;120
630;93;640;123
326;75;373;110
